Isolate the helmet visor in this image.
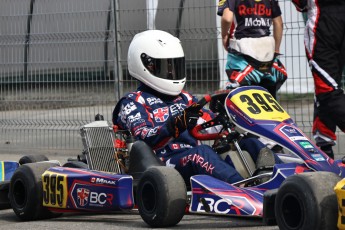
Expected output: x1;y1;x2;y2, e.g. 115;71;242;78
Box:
141;53;185;80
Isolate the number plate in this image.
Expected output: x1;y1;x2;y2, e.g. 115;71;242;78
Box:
42;171;68;208
230;89;290;122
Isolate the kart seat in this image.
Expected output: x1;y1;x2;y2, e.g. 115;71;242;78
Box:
219;147;276;179
127;140;164;185
219;150;256;179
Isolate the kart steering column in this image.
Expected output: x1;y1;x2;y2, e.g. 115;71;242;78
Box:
231;137;254;176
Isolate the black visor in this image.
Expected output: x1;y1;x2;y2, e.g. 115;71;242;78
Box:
141;53;185;80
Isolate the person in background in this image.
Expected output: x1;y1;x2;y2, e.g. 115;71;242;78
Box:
217;0;287;99
113;30;281;185
291;0;345;158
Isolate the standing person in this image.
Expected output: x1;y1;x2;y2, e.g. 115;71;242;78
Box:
113;30;280;185
217;0;287;99
291;0;345;158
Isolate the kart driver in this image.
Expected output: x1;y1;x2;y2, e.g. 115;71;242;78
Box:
217;0;287;99
113;30;281;185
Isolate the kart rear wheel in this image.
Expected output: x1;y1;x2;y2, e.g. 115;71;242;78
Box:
62;161;88;169
136;166;187;227
9;162;61;221
275;172;340;230
19;155;49;165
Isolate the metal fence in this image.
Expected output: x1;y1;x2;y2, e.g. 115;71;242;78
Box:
0;0;117;154
0;0;344;156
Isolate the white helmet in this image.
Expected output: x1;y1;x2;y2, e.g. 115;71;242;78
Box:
127;30;186;96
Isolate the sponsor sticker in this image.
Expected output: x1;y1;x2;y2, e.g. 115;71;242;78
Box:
311;154;325;162
71;183;114;209
77;188;90;207
146;97;163;105
299;141;313;149
91;177;117;186
153;107;169;122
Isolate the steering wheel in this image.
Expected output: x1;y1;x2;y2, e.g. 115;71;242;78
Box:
189;93;230;140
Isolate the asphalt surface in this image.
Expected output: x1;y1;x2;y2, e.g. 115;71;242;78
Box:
0;207;279;230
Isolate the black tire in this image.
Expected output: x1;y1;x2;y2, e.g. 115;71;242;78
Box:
19;155;49;165
275;172;340;230
9;162;61;221
136;166;187;227
0;181;10;210
62;161;88;169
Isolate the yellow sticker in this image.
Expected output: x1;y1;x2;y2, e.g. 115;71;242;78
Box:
0;162;4;181
230;89;290;122
218;0;226;7
42;170;68;208
335;179;345;230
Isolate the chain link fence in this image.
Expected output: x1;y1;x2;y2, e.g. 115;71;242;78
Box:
0;0;344;156
0;0;117;153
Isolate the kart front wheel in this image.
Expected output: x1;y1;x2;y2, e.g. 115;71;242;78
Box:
19;155;49;165
275;172;340;230
9;162;61;221
136;166;187;227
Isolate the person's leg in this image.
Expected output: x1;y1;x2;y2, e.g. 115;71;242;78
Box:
166;145;244;184
256;56;287;99
312;100;336;158
270;57;288;99
226;53;287;100
308;9;345;158
258;78;277;99
225;52;263;86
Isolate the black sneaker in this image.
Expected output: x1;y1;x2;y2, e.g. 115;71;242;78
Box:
321;145;334;159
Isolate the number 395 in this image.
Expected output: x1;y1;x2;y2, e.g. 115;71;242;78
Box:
43;173;65;206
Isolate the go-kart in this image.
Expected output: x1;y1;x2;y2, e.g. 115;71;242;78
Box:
0;119;187;228
1;85;345;229
186;86;345;230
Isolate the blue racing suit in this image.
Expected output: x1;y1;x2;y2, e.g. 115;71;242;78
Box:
113;84;267;184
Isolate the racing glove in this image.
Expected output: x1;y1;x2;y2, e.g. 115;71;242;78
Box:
167;103;203;138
